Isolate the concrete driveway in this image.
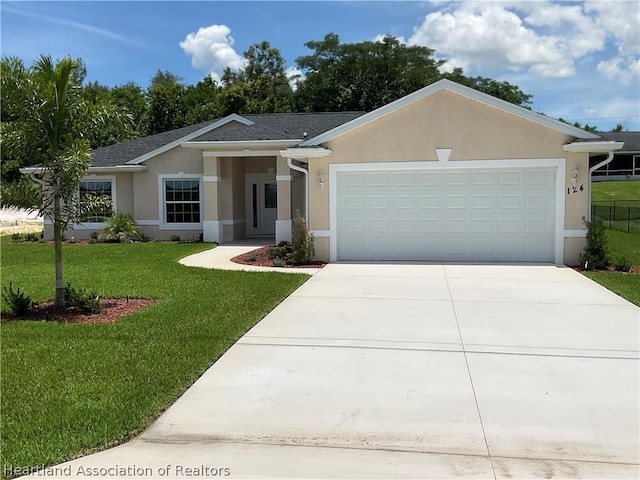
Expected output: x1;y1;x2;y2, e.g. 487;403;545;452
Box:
38;263;639;479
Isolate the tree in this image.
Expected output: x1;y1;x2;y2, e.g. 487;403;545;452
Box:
146;70;186;134
110;82;149;136
219;41;293;114
1;55;130;309
295;34;444;111
295;34;534;112
182;76;222;124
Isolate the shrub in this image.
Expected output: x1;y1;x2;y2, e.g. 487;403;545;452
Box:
24;232;40;242
267;242;292;261
170;235;181;242
243;253;257;263
614;257;632;273
579;217;609;270
2;282;33;316
291;211;315;264
64;283;104;314
99;213;141;243
271;257;287;267
10;233;23;242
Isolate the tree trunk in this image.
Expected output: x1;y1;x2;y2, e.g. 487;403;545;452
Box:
53;178;65;311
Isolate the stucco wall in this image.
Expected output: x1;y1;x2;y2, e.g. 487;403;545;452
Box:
306;89;590;264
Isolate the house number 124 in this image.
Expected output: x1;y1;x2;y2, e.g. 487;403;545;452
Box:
567;184;584;194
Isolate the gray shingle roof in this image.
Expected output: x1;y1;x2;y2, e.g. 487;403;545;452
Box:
90;112;366;167
596;131;640;152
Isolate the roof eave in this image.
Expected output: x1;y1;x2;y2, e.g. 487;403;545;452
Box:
21;165;148;175
562;141;625;153
280;148;333;159
181;139;302;150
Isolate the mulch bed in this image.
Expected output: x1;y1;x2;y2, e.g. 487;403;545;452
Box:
230;246;327;269
2;298;158;324
571;265;640;274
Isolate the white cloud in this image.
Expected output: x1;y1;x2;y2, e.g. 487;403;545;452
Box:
408;1;639;83
597;57;640;85
179;25;246;82
285;66;303;91
373;33;407;44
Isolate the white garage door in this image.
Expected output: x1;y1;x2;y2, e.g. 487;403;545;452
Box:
336;168;556;262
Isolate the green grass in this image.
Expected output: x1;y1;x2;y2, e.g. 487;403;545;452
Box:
592;180;640;205
583;230;640;307
0;239;308;477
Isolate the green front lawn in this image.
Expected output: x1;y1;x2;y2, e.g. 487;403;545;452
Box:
584;230;640;307
1;239;308;477
592;180;640;205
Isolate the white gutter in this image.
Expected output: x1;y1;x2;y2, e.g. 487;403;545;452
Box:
20;165;148;174
287;158;309;220
587;151;616;221
562;141;624;153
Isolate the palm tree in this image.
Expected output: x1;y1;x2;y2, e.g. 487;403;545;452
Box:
3;55;131;310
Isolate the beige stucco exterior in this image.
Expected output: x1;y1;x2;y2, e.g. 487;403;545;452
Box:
49;85;601;265
306;90;589;264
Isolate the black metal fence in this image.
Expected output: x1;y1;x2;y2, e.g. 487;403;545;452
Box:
591;200;640;234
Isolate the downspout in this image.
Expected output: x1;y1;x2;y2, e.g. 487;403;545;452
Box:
287;158;309;221
587;151;615;221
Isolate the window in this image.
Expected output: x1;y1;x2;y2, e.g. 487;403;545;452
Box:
79;179;113;222
164;179;200;224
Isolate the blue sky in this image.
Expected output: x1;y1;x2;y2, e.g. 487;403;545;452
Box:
2;1;639;131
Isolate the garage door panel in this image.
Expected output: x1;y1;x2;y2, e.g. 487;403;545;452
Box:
337;167;556;262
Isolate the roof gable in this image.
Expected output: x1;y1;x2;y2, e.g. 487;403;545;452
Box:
301;79;601;146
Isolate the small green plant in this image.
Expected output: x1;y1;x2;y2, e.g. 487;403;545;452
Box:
579;217;609;270
170;235;181;242
291;210;315;264
2;282;33;316
267;242;292;261
271;257;287;267
89;231;99;243
614;257;632;272
24;232;40;242
10;233;23;242
139;232;151;242
64;283;104;314
100;213;141;243
243;253;258;263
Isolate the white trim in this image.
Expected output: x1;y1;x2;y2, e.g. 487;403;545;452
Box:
157;174;203;231
136;220;160;226
200;149;293;158
276;220;292;243
203;220;223;242
21;165;147;175
436;148;451;163
276;175;292;182
310;229;330;237
303;79;600;146
203;175;222;182
222;219;245;226
279;148;333;159
329;159;566;264
183;140;300;150
563;230;587;238
127;114;253;165
72;175;117;229
563;141;624;153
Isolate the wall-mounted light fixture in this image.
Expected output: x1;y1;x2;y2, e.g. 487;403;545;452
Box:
318;171;325;185
572;167;579;179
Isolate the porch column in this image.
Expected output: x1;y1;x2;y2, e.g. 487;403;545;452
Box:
202;153;223;243
275;155;292;243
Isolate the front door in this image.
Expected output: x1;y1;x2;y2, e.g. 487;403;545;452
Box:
246;175;277;236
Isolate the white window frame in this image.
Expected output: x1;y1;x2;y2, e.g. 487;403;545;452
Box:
73;175;116;229
158;174;203;230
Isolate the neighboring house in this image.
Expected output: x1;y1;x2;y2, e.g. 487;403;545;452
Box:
23;79;624;264
590;131;640;181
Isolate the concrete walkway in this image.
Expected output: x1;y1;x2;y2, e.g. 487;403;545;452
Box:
25;263;640;479
179;240;322;275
